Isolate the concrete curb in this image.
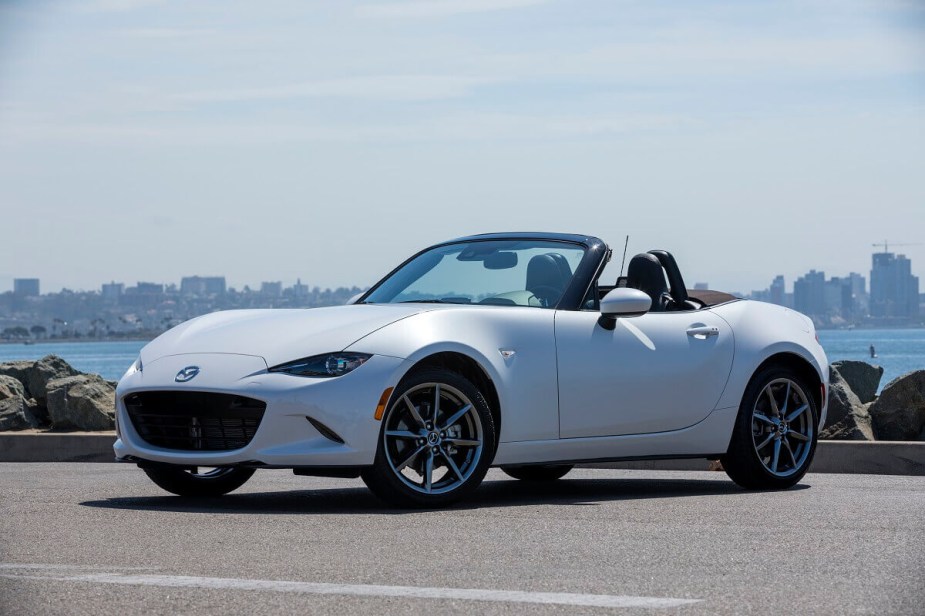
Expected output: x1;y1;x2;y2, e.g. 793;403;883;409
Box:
0;433;923;475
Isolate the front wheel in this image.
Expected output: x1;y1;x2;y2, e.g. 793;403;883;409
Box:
143;466;255;497
722;367;819;490
361;368;496;508
501;465;573;481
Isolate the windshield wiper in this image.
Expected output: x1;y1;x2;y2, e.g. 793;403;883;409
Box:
399;299;448;304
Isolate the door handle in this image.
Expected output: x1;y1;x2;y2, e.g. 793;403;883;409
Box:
687;326;719;339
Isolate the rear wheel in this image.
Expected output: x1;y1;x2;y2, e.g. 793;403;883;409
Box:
501;465;573;481
143;466;255;497
361;368;496;508
722;367;818;490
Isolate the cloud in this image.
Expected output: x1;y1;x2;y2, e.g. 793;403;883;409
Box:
175;74;498;104
355;0;549;18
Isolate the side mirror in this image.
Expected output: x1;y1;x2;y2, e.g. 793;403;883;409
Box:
600;288;651;318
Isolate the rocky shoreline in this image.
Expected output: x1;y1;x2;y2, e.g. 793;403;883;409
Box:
1;355;923;441
0;355;116;431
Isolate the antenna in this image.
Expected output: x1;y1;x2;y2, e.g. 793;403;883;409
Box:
618;235;630;277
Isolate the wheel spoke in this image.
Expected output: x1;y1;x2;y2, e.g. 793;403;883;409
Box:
781;381;791;415
786;404;809;423
394;445;426;472
424;451;434;493
438;447;464;480
753;413;775;426
385;430;421;440
433;384;441;423
444;437;480;447
771;439;781;473
403;395;426;429
782;439;797;467
789;430;810;442
440;404;472;431
755;432;775;451
766;387;780;417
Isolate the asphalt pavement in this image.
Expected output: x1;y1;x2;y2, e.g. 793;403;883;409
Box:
1;464;923;615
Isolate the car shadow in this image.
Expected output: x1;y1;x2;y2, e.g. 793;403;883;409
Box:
80;476;810;515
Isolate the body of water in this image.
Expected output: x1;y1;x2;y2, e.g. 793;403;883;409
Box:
1;328;922;391
0;340;145;381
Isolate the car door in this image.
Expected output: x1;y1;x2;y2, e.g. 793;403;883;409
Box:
555;309;735;438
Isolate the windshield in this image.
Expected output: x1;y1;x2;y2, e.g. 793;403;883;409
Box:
362;239;587;308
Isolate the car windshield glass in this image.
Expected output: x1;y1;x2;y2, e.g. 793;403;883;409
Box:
363;240;587;308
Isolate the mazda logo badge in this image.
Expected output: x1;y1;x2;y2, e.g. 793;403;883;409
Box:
175;366;200;383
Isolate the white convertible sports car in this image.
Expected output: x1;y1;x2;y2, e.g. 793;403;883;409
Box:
115;233;828;507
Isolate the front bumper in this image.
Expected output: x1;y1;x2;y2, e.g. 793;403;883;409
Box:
114;352;404;467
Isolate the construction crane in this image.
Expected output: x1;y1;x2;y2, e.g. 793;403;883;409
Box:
872;240;922;253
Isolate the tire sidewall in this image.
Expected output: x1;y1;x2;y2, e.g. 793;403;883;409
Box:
725;366;819;489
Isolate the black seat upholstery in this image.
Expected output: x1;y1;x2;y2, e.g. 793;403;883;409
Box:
626;253;672;312
526;253;572;307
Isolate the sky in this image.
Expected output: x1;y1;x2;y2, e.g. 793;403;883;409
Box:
0;0;923;295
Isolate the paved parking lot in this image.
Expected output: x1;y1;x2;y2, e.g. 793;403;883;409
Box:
1;464;923;614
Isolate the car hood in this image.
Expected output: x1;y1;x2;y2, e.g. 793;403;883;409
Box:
140;304;432;368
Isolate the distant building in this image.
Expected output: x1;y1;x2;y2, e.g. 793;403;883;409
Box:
793;270;825;316
13;278;40;297
134;282;165;294
180;276;226;297
693;282;709;291
870;252;919;318
101;282;124;301
769;275;785;306
292;278;309;298
260;281;283;297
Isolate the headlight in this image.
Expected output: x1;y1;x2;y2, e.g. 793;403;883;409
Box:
268;352;371;378
124;356;143;377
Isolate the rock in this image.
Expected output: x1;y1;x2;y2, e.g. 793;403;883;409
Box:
0;360;34;396
820;404;875;441
869;371;925;441
27;355;79;407
0;374;26;400
831;360;884;404
824;367;865;429
45;374;115;431
0;394;41;430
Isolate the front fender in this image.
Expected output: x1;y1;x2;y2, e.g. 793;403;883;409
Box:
346;307;560;442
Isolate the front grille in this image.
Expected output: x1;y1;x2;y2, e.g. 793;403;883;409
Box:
124;391;266;451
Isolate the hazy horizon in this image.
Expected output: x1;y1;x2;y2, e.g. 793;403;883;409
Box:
1;1;923;295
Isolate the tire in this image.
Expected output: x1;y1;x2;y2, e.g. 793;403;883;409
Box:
143;466;255;497
722;366;819;490
501;465;573;482
361;368;496;508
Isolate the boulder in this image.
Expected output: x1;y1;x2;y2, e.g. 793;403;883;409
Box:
45;374;115;431
0;374;26;400
869;371;925;441
824;367;865;428
0;394;41;430
27;355;79;407
820;404;875;441
0;360;34;396
831;360;883;404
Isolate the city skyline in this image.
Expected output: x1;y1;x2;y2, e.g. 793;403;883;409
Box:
6;247;925;298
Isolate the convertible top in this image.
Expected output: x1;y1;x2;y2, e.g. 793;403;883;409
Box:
688;289;739;307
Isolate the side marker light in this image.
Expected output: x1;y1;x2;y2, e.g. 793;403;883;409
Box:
375;387;394;421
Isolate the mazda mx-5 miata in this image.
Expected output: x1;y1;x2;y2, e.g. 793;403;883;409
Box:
114;233;828;507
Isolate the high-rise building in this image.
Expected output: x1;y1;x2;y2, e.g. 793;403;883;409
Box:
793;270;825;316
101;282;124;301
180;276;226;297
870;252;919;318
260;281;283;297
13;278;40;297
769;275;785;306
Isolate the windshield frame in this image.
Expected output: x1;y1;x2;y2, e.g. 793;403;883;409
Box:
357;233;611;311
